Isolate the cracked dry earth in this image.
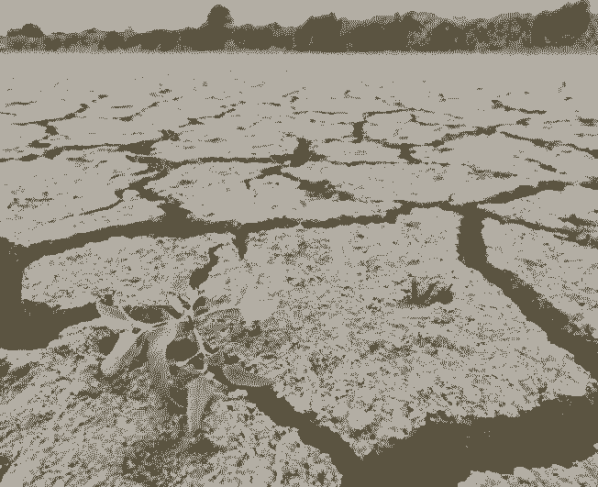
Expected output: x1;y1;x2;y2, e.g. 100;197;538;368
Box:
1;54;598;486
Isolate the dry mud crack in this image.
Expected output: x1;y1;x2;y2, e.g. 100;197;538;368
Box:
2;61;598;487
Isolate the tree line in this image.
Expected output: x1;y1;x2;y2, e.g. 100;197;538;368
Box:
1;1;596;53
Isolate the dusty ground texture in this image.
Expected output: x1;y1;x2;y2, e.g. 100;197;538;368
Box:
0;319;341;487
481;185;598;243
19;212;594;461
483;218;598;341
461;456;598;487
0;150;164;247
3;55;598;486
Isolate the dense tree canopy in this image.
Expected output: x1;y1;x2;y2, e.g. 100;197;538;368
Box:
427;21;467;51
7;23;44;37
294;13;344;52
206;5;234;28
2;1;595;52
532;0;591;46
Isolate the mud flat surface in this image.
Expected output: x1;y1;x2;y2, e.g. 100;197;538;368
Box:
1;54;598;486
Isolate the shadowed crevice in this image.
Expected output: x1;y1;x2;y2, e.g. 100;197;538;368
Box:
500;131;562;151
502;130;598;159
295;179;355;201
289;138;325;167
427;124;501;149
301;206;411;229
16;301;100;349
339;393;598;487
118;139;158;156
352;121;365;143
189;244;224;289
28;140;51;149
480;180;569;205
0;455;11;483
233;217;301;260
16;103;89;137
409;113;438;126
491;100;547;115
19;153;40;161
456;203;598;379
244;165;283;189
43;144;110;160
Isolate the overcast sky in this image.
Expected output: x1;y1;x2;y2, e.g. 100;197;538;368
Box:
1;0;594;34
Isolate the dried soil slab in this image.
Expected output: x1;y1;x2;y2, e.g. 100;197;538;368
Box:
290;88;394;120
462;454;598;487
22;233;234;310
481;186;598;239
282;156;535;206
483;218;598;340
0;86;93;124
27;89;249;150
0;150;163;247
240;208;592;457
366;86;547;129
363;111;472;146
0;120;48;160
0;319;341;487
51;113;175;148
152;119;298;161
146;162;398;225
309;140;406;163
498;116;598;150
90;97;218;138
279;113;356;143
229;100;296;122
412;131;598;184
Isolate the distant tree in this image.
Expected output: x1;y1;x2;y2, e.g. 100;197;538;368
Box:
122;27;136;42
180;27;203;50
294;12;344;52
6;37;26;50
206;4;233;28
7;23;44;37
155;30;181;51
427;21;467;51
99;31;125;51
532;0;591;47
180;5;234;51
125;29;180;51
61;34;82;50
383;13;423;51
232;24;274;50
504;15;533;48
43;35;62;51
573;11;598;48
268;23;295;50
463;20;489;49
485;20;508;49
346;20;387;52
72;28;102;50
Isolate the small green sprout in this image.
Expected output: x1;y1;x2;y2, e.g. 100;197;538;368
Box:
95;285;275;444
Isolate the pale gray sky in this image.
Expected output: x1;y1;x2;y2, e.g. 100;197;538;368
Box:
1;0;594;34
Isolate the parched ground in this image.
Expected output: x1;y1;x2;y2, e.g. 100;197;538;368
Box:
238;209;592;457
0;321;341;487
3;56;598;486
19;209;593;462
481;185;598;243
482;217;598;341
